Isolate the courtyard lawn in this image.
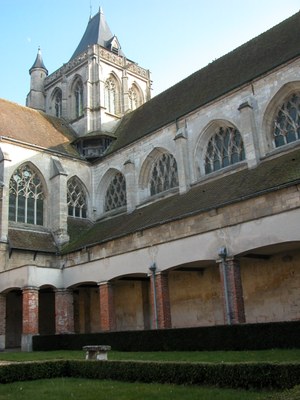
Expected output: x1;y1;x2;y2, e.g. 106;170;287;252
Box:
0;350;299;399
0;378;280;400
0;348;299;363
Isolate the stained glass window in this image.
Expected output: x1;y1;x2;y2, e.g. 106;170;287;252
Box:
273;93;300;147
9;164;44;225
150;153;178;196
74;80;83;118
105;172;126;211
204;126;245;174
67;177;87;218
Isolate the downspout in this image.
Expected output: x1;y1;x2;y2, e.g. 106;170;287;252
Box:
149;263;158;329
218;247;231;325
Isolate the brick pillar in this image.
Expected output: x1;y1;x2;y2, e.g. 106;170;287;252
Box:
98;282;116;331
22;286;39;351
150;272;172;329
0;294;6;350
55;289;75;334
218;258;245;325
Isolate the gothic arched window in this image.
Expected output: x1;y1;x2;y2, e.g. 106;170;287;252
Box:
9;164;44;225
128;85;141;110
273;93;300;147
74;80;83;118
204;126;245;174
54;89;62;118
105;77;118;114
67;177;87;218
150;153;179;196
105;172;127;212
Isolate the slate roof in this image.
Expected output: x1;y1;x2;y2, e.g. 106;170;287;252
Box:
70;9;124;60
29;48;48;74
0;99;80;157
62;148;300;254
8;229;58;253
106;11;300;156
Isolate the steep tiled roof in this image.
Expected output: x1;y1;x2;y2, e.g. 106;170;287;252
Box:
62;148;300;254
8;229;58;253
0;99;80;157
106;11;300;155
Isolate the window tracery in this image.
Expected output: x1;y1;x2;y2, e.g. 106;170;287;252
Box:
67;177;87;218
204;126;245;174
9;164;44;225
273;93;300;147
105;77;118;114
150;153;179;196
128;86;140;110
74;80;83;118
105;172;127;212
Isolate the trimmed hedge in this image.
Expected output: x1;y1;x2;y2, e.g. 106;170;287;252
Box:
0;361;67;383
33;320;300;351
0;360;299;390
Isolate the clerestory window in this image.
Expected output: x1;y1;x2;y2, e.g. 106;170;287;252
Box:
150;153;179;196
273;93;300;147
104;172;127;212
9;164;44;225
204;126;245;174
74;80;83;118
67;177;87;218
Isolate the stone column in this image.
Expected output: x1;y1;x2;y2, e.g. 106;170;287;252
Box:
55;289;75;334
174;128;190;194
218;257;245;325
98;282;116;331
150;271;172;329
0;294;6;350
22;286;39;351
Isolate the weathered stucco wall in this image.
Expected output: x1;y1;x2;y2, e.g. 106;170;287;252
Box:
168;268;223;328
242;250;300;323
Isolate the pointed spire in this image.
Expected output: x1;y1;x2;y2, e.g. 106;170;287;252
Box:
29;47;48;74
70;8;125;60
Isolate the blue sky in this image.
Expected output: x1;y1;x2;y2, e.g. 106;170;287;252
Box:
1;0;300;106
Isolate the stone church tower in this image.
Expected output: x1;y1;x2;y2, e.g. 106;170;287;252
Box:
27;8;151;154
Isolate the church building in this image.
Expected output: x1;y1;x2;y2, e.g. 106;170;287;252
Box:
0;9;299;351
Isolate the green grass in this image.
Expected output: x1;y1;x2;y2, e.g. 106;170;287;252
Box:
0;378;277;400
0;349;299;399
0;348;299;363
